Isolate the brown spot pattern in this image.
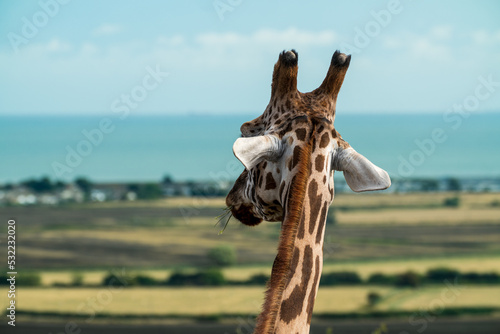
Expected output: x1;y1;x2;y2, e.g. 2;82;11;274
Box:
297;206;307;240
295;128;306;141
280;245;313;323
265;172;277;190
315;202;329;244
285;247;300;287
308;179;322;235
315;154;325;172
319;132;330;148
306;255;321;324
291;146;302;170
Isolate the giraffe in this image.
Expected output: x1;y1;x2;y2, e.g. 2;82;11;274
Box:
226;49;391;334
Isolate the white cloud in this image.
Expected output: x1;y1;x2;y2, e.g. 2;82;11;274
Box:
253;28;337;46
157;35;185;47
2;24;499;115
409;36;451;61
381;26;500;63
430;25;453;40
92;24;123;36
382;28;453;61
196;32;241;45
195;28;337;48
46;39;72;53
382;36;402;49
81;42;99;55
471;29;500;45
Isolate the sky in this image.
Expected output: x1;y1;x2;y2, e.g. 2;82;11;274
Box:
0;0;499;115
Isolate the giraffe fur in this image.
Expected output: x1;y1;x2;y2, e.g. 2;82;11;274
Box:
226;49;390;334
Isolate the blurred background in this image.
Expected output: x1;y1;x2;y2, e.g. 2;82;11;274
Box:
1;1;500;333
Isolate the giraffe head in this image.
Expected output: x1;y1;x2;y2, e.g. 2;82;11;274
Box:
226;49;390;227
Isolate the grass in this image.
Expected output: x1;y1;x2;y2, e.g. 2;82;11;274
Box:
337;207;500;225
33;254;500;286
6;286;500;317
68;192;500;210
2;191;500;323
9;203;500;270
378;286;500;311
225;255;500;281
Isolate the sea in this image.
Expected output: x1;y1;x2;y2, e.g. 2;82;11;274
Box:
1;112;499;184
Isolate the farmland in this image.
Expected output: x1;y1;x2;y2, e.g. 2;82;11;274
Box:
1;191;500;331
4;192;500;270
28;255;500;286
4;286;500;316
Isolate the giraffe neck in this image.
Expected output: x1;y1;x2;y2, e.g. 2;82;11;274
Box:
254;128;334;334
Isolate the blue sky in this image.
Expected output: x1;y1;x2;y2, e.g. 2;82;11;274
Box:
0;0;499;115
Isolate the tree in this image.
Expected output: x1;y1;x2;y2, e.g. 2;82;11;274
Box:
367;273;396;285
208;245;237;267
396;271;421;288
443;196;460;207
445;178;461;192
128;183;163;200
102;272;130;287
54;180;67;190
75;177;93;199
199;268;226;285
321;271;362;285
426;267;460;283
246;273;269;285
16;273;41;286
71;273;84;286
162;175;174;185
134;274;159;286
367;291;382;307
419;179;439;192
22;176;54;193
166;269;226;286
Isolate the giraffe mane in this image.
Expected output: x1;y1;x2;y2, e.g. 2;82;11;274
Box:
254;127;314;334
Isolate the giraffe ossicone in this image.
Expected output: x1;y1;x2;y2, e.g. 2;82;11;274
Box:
225;49;390;334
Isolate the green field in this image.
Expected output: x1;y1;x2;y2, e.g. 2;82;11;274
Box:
6;192;500;270
2;192;500;322
5;286;500;317
31;255;500;286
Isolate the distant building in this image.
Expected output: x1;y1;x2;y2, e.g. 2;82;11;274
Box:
1;176;499;206
91;183;130;201
59;184;84;203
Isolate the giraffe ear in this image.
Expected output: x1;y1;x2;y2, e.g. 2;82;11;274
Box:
332;147;391;192
233;135;284;170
